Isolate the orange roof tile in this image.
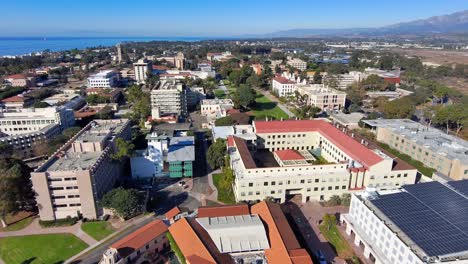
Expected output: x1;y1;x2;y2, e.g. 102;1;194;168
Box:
169;218;216;264
111;220;168;258
254;120;383;168
273;76;296;84
274;149;305;161
232;136;257;169
6;74;26;80
197;204;249;218
165;206;181;220
1;95;30;103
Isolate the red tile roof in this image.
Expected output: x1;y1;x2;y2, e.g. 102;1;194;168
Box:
197;204;250;218
111;220;168;258
254;120;383;167
274;149;305;161
168;217;217;264
1;95;30;103
165;206;181;220
6;74;26;80
227;135;235;148
152;65;169;70
273;76;296;84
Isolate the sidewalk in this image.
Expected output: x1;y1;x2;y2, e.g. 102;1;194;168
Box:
0;218;97;245
256;89;296;118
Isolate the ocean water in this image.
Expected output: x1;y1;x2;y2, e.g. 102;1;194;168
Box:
0;37;208;56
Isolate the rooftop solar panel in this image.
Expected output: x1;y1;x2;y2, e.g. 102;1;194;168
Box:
447;180;468;197
371;181;468;258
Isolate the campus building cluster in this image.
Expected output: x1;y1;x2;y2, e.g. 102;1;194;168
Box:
31;119;131;221
228;119;418;203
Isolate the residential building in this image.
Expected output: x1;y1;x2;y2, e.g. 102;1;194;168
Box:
87;70;120;88
296;84;347;111
272;76;296;97
229;120;418;203
0;124;61;158
150;80;187;119
362;119;468;180
4;74;36;87
168;202;313;264
1;94;34;111
133;59;152;84
200;99;234;120
31;119;131;220
100;220;169;264
324;71;366;90
341;181;468;264
0;107;75;136
286;57;307;70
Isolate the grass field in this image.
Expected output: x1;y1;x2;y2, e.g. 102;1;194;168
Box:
214;89;226;99
81;221;115;241
249;93;289;120
319;223;353;258
0;234;87;264
0;217;34;232
212;173;236;204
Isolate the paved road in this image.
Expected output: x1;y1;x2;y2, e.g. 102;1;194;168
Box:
256;89;296;118
218;80;228;93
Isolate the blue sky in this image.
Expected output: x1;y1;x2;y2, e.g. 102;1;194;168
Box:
2;0;467;36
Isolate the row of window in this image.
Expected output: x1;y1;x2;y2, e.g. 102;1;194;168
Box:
51;186;79;191
0;119;54;125
48;177;77;182
240;185;348;196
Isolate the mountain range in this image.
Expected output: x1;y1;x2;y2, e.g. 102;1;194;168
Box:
258;10;468;38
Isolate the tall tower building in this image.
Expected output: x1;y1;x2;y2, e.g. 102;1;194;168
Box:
116;44;122;63
175;52;185;70
133;59;152;84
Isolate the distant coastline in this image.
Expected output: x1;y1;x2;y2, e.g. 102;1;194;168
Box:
0;36;226;57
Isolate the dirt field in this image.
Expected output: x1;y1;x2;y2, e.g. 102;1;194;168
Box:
391;48;468;65
439;77;468;95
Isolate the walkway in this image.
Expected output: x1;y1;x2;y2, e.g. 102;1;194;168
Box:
256;89;296;118
0;218;97;245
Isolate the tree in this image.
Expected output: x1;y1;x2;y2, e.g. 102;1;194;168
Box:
328;195;341;206
100;188;143;219
348;104;361;113
63;127;82;138
206;139;227;170
214;116;235;126
313;71;322;84
322;214;337;231
379;55;394;70
111;138;134;161
324;74;339;89
341;193;351;206
32;101;50;108
126;85;151;126
86;94;109;105
380;97;415;119
234;85;256;108
0;158;34;227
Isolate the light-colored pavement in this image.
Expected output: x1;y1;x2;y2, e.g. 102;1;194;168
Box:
256;89;296;118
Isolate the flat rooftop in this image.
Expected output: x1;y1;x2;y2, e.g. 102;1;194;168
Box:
75;120;127;143
362;181;468;260
331;112;365;125
363;119;468;162
167;136;195;162
201;99;233;105
44;151;102;171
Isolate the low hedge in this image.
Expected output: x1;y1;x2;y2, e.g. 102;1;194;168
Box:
39;216;78;228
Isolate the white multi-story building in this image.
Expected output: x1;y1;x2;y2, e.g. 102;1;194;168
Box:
287;57;307;70
341;181;468;264
150;80;187;118
229;120;418;203
0;107;75;136
272;76;297;97
133;59;152;84
200;99;234;120
87;70;120;88
324;71;366;90
296;84;347;111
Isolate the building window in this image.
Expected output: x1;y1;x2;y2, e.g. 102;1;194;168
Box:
315;179;319;183
271;181;276;186
328;187;332;190
264;182;268;186
248;183;253;187
300;179;305;184
342;185;346;189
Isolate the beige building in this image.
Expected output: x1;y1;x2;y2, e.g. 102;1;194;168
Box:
150;80;187;119
228;120;417;203
363;119;468;180
133;59;151;84
272;76;296;97
200;99;234;120
296;84;347;111
286;57;307;70
31;119;131;221
175;52;185;70
4;74;36;87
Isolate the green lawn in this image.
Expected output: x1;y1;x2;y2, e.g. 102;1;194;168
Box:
212;173;236;204
319;223;353;258
167;233;186;264
214;89;226;99
0;217;34;232
250;93;289;120
81;221;115;241
0;234;88;264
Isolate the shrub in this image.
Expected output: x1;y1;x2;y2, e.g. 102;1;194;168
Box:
39;216;78;228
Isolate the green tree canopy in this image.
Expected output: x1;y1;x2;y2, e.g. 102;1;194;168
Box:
234;85;256;109
111;138;134;161
214;116;235;126
100;188;143;219
207;139;227;170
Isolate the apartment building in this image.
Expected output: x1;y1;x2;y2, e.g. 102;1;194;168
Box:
0;107;75;136
1;94;34;111
272;76;296;97
100;220;169;264
229;120;418;203
286;57;307;70
168;202;313;264
341;181;468;264
324;71;366;90
4;74;36;87
133;59;152;84
87;70;120;88
296;84;347;111
31;119;131;221
150;80;187;119
200;99;234;120
363;119;468;180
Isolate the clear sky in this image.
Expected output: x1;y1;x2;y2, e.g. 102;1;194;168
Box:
1;0;467;37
